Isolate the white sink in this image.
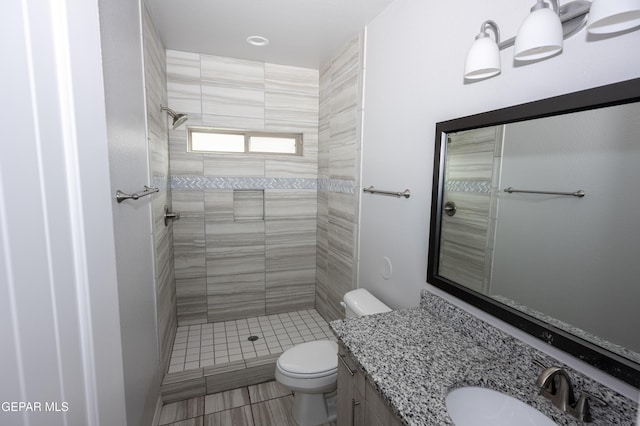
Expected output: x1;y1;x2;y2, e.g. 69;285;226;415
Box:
446;387;556;426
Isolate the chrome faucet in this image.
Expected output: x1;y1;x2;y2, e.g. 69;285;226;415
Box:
536;366;607;422
536;367;575;411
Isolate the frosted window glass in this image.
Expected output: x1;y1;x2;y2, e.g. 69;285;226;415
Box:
189;128;301;155
249;136;297;154
191;132;244;152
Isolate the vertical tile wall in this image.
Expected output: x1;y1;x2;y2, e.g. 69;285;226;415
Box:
316;33;366;321
143;2;177;370
166;50;320;325
438;126;503;294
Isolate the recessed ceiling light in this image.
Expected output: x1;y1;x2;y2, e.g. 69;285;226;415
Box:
246;35;269;47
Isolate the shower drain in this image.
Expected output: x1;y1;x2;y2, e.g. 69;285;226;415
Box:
247;335;259;342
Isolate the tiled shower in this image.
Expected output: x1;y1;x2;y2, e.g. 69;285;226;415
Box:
144;3;177;372
438;126;503;294
142;1;366;401
166;48;321;325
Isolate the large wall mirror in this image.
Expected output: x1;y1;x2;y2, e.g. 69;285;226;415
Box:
428;78;640;388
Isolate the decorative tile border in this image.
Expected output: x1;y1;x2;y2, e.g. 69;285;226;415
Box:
317;178;355;194
171;176;316;190
170;176;356;194
445;180;491;193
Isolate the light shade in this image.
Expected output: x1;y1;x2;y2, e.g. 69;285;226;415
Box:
514;4;563;62
464;36;501;80
587;0;640;34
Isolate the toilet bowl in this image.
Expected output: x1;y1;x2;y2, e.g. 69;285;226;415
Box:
275;288;391;426
275;340;338;426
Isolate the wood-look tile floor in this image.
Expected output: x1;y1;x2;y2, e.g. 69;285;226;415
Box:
158;380;336;426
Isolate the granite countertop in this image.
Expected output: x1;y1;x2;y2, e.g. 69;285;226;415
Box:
330;290;638;426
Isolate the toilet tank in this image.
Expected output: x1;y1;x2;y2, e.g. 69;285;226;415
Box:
342;289;392;318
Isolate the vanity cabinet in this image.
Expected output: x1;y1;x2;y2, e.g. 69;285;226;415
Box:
337;343;401;426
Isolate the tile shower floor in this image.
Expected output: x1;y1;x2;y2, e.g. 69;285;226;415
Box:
168;309;335;374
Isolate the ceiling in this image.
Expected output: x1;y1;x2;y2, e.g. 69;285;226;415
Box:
146;0;396;70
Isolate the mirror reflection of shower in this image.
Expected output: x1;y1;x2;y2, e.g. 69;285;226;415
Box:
161;105;188;129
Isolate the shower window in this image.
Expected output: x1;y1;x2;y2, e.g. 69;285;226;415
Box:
188;127;302;155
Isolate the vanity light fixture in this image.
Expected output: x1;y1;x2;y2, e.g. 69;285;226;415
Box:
587;0;640;34
514;0;564;62
464;0;640;81
464;20;502;80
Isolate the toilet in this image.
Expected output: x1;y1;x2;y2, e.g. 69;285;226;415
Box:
275;289;392;426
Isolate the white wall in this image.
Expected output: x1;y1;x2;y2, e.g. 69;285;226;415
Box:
0;0;127;425
359;0;640;399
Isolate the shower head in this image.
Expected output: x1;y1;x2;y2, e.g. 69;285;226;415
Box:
160;105;188;129
172;113;188;128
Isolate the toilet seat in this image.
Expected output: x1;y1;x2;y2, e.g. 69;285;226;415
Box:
274;292;390;426
276;340;338;379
